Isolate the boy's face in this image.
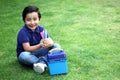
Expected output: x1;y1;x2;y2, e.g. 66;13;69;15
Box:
25;12;40;31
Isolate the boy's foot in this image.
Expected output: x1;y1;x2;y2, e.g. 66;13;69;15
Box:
33;63;47;74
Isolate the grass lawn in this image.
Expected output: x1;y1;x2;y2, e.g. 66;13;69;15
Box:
0;0;120;80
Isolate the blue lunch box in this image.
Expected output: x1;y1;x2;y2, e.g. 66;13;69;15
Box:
47;48;68;75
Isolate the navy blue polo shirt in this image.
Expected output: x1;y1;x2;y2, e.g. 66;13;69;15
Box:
16;25;49;57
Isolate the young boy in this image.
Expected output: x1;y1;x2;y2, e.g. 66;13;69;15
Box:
16;6;60;74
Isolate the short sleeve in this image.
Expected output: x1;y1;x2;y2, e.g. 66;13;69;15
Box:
17;30;29;44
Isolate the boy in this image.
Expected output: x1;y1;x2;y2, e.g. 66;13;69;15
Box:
16;6;60;74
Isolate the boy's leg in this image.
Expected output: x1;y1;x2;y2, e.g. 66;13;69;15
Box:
18;51;47;74
33;43;61;57
18;43;61;65
18;51;39;65
32;43;61;65
52;43;61;48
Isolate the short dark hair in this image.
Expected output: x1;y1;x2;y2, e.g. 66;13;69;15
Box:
22;6;41;22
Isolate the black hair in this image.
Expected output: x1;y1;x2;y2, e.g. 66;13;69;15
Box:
22;6;41;22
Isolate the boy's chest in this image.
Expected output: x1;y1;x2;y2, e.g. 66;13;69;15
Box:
28;32;42;45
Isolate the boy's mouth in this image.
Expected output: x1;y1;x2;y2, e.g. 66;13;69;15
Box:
29;25;36;28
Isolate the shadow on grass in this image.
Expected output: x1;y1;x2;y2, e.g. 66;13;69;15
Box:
2;58;68;80
10;59;50;75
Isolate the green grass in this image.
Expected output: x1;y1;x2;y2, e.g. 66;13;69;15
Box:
0;0;120;80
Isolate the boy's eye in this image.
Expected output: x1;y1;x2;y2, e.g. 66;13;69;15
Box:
33;18;37;21
25;17;38;21
26;18;31;21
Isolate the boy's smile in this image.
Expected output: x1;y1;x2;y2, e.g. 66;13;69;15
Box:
25;12;40;31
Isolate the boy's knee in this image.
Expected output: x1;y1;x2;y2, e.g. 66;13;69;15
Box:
18;52;31;60
53;43;61;48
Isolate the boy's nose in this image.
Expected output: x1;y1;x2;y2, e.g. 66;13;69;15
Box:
31;20;34;24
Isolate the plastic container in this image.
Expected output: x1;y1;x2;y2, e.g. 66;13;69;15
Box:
47;48;68;75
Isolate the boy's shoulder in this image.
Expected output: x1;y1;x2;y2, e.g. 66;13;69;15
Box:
37;25;45;31
19;26;28;32
38;25;44;29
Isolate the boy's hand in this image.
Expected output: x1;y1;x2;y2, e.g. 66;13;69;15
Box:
42;38;53;48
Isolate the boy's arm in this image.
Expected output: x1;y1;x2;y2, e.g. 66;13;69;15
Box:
22;42;43;52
